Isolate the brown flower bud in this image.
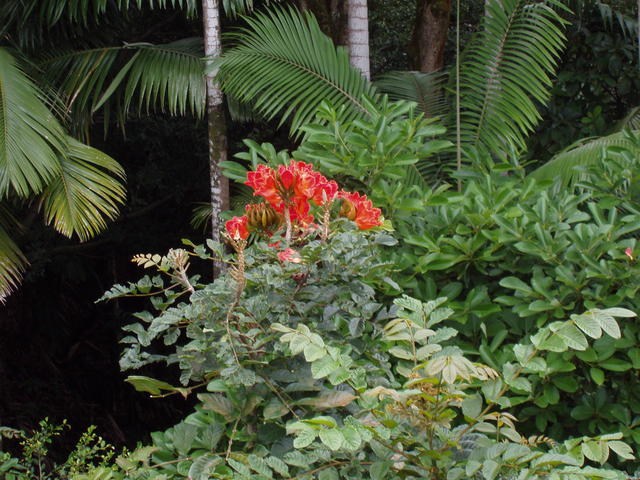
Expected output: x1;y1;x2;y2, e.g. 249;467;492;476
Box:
246;203;284;234
339;199;357;221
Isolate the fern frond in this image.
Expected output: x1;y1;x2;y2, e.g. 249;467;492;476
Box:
215;7;379;135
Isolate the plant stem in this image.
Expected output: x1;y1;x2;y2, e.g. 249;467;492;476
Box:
284;206;293;243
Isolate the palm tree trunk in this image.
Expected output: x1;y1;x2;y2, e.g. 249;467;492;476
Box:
409;0;452;72
202;0;229;274
346;0;370;79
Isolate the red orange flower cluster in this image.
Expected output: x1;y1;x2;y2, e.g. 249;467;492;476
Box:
224;160;382;250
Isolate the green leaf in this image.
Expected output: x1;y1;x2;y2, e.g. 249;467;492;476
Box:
370;461;392;480
590;367;605;385
551;375;579;393
125;376;182;396
555;323;588;351
340;426;361;451
318;428;344;451
608;440;635;460
482;459;500;480
598;357;632;372
297;390;357;410
596;312;622;339
499;277;533;294
461;394;483;419
582;441;608;465
188;453;221;480
263;398;288;419
293;429;316;449
303;343;326;362
198;393;234;416
310;355;340;379
574;314;602;339
318;467;339;480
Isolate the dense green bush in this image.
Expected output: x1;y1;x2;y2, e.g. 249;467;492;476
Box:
54;155;634;479
290;103;640;460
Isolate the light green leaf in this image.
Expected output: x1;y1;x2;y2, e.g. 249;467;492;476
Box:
293;429;316;449
607;440;635;460
318;428;344;451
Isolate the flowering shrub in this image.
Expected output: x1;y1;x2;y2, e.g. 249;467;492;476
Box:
90;161;637;480
226;160;381;244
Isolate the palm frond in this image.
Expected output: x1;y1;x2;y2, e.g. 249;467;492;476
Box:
222;0;284;17
596;2;637;39
374;71;449;118
0;48;66;198
615;106;640;131
41;39;206;133
39;137;126;241
1;0;197;31
456;0;569;155
215;7;379;135
0;214;27;303
528;130;640;187
226;94;263;122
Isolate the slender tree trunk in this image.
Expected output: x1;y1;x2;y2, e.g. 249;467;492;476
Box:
409;0;452;72
303;0;348;46
346;0;370;79
202;0;229;275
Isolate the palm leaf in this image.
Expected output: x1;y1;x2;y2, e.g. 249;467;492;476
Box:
596;1;637;39
0;48;66;198
528;130;640;187
1;0;197;30
215;7;379;135
40;39;206;133
222;0;284;17
615;106;640;131
375;71;449;118
0;214;26;303
455;0;569;156
39;137;126;241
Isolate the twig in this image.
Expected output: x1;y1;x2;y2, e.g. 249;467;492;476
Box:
225;417;241;460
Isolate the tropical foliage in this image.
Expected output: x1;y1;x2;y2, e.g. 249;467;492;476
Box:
2;1;640;480
0;48;126;300
30;159;633;480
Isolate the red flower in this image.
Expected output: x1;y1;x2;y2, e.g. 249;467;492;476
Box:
225;216;249;240
246;164;281;206
246;161;335;209
278;248;302;263
338;191;382;230
313;179;339;206
625;248;634;260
